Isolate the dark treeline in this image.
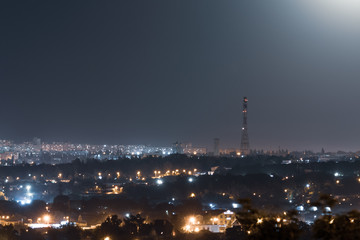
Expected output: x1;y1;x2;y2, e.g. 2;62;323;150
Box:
0;154;359;179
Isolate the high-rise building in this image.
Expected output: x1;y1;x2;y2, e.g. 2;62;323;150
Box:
172;141;183;154
214;138;220;157
240;97;249;155
33;137;41;146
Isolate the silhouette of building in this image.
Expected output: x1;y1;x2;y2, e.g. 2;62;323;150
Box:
214;138;220;156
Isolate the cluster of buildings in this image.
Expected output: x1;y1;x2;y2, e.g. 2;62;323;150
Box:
183;210;238;233
0;138;183;164
1;137;358;166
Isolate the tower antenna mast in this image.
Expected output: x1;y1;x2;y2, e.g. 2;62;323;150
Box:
240;97;250;155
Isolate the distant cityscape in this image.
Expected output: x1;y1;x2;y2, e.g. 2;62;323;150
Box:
0;138;207;164
1;137;359;165
1;96;360;239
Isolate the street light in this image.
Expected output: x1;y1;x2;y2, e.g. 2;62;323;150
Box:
43;215;50;224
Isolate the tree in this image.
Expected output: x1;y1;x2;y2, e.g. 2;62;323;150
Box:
47;224;82;240
312;194;337;215
313;210;360;240
251;217;301;240
123;214;151;236
0;225;18;240
19;228;44;240
226;226;246;240
153;219;173;237
94;215;123;240
234;199;302;240
236;198;259;234
52;195;70;214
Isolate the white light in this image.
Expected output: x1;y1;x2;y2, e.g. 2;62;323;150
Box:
296;205;304;211
125;213;130;218
157;179;163;185
43;215;50;222
26;185;31;191
232;203;240;208
310;206;318;211
188;178;193;183
189;217;196;224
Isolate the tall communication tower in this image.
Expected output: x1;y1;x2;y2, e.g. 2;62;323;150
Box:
240;97;250;155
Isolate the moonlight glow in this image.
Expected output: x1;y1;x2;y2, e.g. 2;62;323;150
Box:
300;0;360;27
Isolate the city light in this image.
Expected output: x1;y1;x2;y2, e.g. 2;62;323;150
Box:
43;215;51;224
296;206;304;211
184;225;191;232
232;203;240;208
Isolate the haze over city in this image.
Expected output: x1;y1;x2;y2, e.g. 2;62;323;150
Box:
2;1;360;151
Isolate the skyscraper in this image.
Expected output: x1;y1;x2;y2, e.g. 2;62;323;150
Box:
240;97;250;155
214;138;220;157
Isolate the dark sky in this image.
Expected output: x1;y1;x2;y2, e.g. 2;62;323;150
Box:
1;1;360;151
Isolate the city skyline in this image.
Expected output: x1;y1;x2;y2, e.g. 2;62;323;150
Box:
0;136;358;154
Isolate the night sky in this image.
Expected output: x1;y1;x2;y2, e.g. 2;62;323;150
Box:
1;1;360;151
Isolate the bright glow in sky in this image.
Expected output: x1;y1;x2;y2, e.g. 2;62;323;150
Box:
2;1;360;151
299;0;360;29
